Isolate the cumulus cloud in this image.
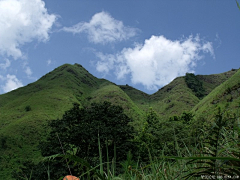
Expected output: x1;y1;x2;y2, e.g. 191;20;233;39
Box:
96;35;214;90
62;11;138;44
0;0;56;59
0;74;23;93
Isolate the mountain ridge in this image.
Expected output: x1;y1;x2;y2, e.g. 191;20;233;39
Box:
0;63;239;179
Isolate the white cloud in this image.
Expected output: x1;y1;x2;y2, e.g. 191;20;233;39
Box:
21;61;33;77
1;74;23;93
25;66;32;77
0;0;56;59
96;53;115;73
62;11;138;44
0;59;11;69
96;35;214;90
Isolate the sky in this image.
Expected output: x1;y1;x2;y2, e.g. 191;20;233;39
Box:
0;0;239;95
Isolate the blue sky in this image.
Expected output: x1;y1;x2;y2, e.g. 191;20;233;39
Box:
0;0;239;94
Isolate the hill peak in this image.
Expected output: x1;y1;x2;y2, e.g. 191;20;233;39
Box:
38;63;92;82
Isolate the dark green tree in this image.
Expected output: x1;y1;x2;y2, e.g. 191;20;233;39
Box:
38;101;135;178
185;73;205;99
169;112;194;125
136;108;162;161
137;110;195;159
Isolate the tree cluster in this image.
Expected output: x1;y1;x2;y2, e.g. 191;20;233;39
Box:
185;73;205;99
137;108;195;160
14;101;135;179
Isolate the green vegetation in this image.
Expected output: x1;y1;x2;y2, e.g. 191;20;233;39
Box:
12;103;240;179
25;105;31;112
148;76;200;121
185;73;205;99
193;69;240;120
0;63;239;179
183;107;240;178
13;101;135;179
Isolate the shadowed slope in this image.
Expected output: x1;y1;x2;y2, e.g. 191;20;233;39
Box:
198;69;238;95
119;85;150;111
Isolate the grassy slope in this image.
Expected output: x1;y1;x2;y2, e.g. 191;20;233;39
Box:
0;63;106;137
145;69;238;120
118;70;238;121
0;63;103;178
118;85;150;111
198;69;238;95
193;69;240;120
90;84;146;130
148;77;199;120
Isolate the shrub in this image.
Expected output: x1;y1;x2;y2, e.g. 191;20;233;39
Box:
25;105;31;112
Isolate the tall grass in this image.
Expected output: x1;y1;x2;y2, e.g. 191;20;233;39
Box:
167;107;240;179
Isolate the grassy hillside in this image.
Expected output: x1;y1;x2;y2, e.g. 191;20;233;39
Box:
193;68;240;120
0;63;146;179
89;84;146;129
145;69;238;120
118;85;150;111
198;68;238;95
0;64;105;178
148;76;199;120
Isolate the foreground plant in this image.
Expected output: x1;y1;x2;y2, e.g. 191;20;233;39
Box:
167;107;240;179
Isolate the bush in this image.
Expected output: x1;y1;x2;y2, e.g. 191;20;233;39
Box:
25;105;31;112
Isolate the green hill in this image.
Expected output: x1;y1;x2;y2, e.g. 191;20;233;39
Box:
0;63;239;179
145;69;238;120
0;64;101;177
193;68;240;120
149;76;199;119
0;63;148;178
